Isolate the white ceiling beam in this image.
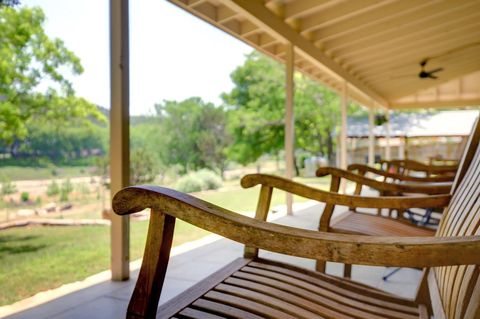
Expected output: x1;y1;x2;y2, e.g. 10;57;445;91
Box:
284;0;333;20
329;3;480;59
299;0;393;34
364;48;480;87
217;5;238;23
384;60;480;99
390;99;480;109
226;0;388;107
311;0;435;43
356;35;480;81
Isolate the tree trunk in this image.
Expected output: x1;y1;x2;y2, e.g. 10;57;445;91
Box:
293;153;300;176
326;130;335;166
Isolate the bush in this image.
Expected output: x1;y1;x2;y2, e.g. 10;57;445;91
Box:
175;174;204;193
59;179;73;202
20;192;29;202
46;180;60;196
1;177;17;195
175;169;222;193
196;169;222;190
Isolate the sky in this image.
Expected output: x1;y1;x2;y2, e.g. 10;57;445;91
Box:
22;0;252;115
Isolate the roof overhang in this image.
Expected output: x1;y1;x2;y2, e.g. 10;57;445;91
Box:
169;0;480;110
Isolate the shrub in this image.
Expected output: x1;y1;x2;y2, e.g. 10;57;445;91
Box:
196;169;222;190
1;178;17;195
20;192;29;202
175;174;204;193
59;179;73;202
47;180;60;196
61;179;73;194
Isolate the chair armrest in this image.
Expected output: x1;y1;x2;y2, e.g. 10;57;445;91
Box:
113;185;479;268
316;167;452;195
240;174;450;209
380;159;458;174
347;164;454;182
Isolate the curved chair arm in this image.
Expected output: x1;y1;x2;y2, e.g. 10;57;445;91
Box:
241;174;451;209
316;167;452;195
379;159;458;174
113;185;478;268
347;164;454;182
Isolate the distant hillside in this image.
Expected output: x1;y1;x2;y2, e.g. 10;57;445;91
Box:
95;105;157;125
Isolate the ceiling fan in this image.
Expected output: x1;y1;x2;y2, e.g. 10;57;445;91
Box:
418;59;443;79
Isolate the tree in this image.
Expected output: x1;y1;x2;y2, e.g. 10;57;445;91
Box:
222;51;366;169
154;97;229;176
222;52;286;165
0;6;104;154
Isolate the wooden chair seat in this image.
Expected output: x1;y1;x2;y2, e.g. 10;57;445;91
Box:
158;258;427;319
330;211;435;237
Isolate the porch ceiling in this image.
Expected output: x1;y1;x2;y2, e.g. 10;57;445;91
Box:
168;0;480;109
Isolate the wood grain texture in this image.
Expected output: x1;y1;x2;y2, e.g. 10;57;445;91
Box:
240;173;451;208
113;185;480;268
348;163;455;182
127;210;175;319
316;167;452;195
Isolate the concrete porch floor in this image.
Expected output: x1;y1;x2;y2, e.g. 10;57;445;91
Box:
2;202;422;319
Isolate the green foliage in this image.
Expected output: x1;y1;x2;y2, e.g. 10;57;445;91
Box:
20;191;29;202
222;52;285;165
175;174;204;193
195;169;222;190
59;179;73;202
0;176;16;195
46;180;60;196
174;169;222;193
154;97;229;175
130;148;158;185
0;0;20;8
222;51;363;166
0;6;106;149
16;123;107;161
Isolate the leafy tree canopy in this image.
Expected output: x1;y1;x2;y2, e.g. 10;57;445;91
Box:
222;51;366;166
0;6;104;145
154;97;229;175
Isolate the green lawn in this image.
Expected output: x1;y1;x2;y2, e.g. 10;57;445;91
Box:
0;175;330;306
0;166;94;181
0;220;210;306
195;176;330;213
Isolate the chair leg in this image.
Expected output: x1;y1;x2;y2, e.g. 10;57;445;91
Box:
316;260;326;273
343;264;352;278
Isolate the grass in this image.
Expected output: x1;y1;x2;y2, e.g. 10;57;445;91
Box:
0;174;330;306
0;220;210;306
195;176;330;212
0;166;94;181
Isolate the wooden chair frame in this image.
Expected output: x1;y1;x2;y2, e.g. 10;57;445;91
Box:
113;182;479;318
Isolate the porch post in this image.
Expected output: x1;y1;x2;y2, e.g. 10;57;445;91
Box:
285;43;294;215
368;104;375;166
340;81;348;170
110;0;130;281
385;110;391;160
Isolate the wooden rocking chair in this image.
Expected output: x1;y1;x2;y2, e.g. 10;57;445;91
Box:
113;120;480;318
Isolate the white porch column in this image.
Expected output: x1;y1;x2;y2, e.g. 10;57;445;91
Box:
368;105;375;166
110;0;130;281
285;43;294;215
385;110;391;160
340;81;348;169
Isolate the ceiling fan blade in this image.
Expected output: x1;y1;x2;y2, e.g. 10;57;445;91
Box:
428;74;438;79
389;74;415;79
428;67;444;74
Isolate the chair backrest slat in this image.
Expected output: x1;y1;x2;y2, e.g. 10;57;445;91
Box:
434;116;480;319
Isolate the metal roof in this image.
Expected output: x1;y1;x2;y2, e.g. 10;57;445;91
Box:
169;0;480;109
347;110;479;138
